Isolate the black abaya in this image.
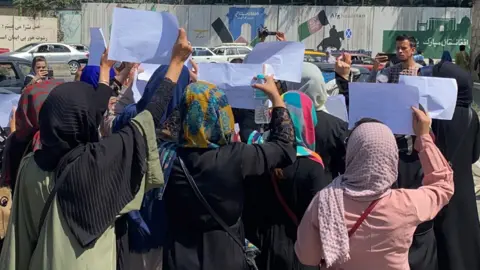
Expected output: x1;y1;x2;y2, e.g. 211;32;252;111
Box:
432;106;480;270
162;107;296;270
431;61;480;270
244;157;327;270
314;111;347;182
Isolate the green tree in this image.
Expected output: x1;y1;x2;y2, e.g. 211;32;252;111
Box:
14;0;81;16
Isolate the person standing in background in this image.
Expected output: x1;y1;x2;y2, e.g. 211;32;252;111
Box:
23;56;51;89
369;35;422;83
474;53;480;80
455;45;470;71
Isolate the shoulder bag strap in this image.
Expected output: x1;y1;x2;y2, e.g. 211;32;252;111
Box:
178;157;245;250
348;199;380;238
270;174;298;226
36;158;78;236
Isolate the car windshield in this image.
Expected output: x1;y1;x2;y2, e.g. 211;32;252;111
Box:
15;43;39;52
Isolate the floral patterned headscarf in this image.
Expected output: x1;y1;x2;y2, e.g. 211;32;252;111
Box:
178;81;234;148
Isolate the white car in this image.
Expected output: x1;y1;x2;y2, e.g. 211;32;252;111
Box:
192;44;252;63
4;42;89;74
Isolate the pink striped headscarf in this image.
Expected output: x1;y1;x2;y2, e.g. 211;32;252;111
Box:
315;122;399;267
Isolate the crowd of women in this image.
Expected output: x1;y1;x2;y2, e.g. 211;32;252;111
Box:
0;28;479;270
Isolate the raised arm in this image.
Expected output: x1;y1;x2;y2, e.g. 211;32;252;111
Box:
239;75;296;178
144;29;192;128
399;108;454;224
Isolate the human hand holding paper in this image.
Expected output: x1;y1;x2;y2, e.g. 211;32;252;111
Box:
412;106;431;136
100;48;116;69
166;28;193;83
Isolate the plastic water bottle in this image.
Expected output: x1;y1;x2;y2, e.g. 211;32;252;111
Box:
253;75;271;124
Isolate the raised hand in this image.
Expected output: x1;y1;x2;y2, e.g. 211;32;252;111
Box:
171;28;193;65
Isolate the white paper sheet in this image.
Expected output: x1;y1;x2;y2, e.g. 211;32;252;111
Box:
131;60;196;102
198;63;275;109
243;41;305;83
325;95;348;122
348;83;419;135
398;75;457;120
87;28;107;66
108;8;179;64
0;94;20;127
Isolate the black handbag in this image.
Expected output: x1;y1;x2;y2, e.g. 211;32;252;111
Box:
178;157;259;270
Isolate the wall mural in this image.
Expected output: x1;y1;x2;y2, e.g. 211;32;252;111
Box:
80;4;472;59
382;16;471;58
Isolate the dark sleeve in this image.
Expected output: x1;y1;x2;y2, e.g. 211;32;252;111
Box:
145;78;177;127
472;111;480;163
23;76;33;87
239;107;296;178
94;83;116;117
335;72;349;109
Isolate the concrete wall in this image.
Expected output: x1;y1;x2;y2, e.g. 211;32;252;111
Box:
57;10;82;44
0;15;58;50
81;3;471;58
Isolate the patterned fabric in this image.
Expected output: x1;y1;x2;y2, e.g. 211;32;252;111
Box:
315;122;399;267
247;130;267;145
383;62;421;83
247;91;323;166
179;81;234;148
15;79;63;150
282;91;323;166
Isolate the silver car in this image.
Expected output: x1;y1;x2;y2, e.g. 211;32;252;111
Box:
4;43;89;74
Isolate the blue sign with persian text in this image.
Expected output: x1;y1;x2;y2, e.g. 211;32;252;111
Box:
227;7;265;41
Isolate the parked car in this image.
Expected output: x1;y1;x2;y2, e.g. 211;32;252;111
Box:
0;48;10;54
3;43;88;74
191;47;218;63
192;44;252;63
0;55;32;94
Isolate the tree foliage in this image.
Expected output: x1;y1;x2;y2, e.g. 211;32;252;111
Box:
14;0;81;16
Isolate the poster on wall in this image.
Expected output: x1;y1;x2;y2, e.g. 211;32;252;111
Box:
85;4;472;58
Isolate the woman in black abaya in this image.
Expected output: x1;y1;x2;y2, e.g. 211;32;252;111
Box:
431;61;480;270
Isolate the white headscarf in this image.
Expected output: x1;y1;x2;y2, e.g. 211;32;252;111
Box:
286;62;329;111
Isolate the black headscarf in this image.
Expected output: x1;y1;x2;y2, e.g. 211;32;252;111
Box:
33;82;147;248
432;61;473;108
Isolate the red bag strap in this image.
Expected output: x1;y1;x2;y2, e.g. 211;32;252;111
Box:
271;175;299;226
348;199;380;238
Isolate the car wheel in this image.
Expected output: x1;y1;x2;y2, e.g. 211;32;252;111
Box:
68;60;80;74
